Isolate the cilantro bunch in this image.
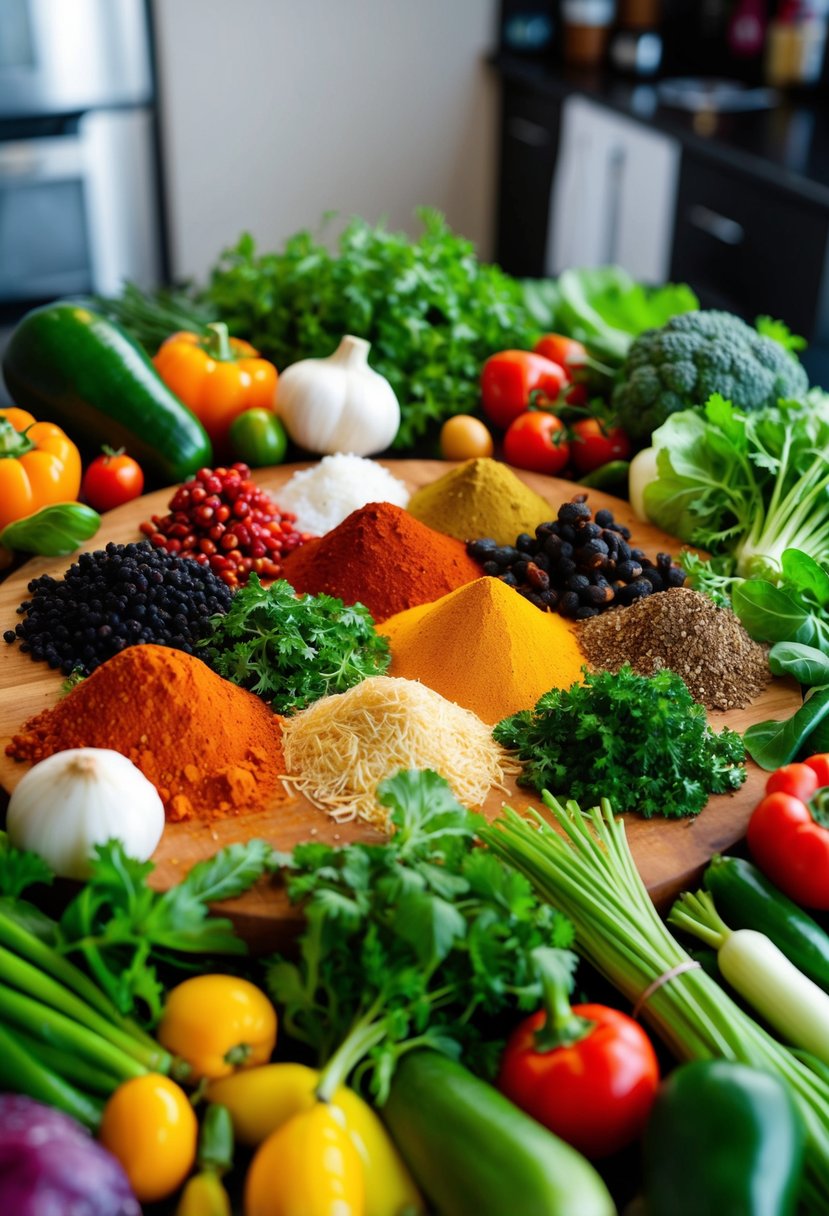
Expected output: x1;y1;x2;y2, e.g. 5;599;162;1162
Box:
493;666;746;819
266;770;574;1100
1;833;274;1022
202;209;538;448
202;576;390;714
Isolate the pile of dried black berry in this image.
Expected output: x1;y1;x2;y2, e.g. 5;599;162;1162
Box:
466;497;686;619
3;541;233;675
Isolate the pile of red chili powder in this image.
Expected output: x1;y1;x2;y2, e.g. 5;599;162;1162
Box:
7;644;288;823
280;501;481;623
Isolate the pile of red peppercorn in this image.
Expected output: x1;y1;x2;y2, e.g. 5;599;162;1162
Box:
139;464;312;589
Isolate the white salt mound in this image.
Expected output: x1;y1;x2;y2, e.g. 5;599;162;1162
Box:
276;454;410;535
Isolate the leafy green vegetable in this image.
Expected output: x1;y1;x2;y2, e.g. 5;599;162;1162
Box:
202;575;390;714
0;503;101;557
202;209;538;448
756;315;808;354
743;641;829;769
523;267;697;365
645;393;829;580
613;311;809;444
493;666;746;819
0;833;53;900
30;839;275;1022
266;769;574;1101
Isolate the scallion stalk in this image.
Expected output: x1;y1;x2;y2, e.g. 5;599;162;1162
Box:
479;796;829;1213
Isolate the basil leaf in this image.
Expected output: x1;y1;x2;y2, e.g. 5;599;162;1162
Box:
744;687;829;770
732;580;816;645
768;642;829;687
0;503;101;556
781;548;829;605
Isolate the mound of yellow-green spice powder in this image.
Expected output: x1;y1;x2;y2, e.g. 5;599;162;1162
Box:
407;458;553;546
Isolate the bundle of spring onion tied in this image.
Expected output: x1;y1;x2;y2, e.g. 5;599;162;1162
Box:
479;795;829;1213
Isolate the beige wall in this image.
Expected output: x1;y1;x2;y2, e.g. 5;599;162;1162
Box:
152;1;498;282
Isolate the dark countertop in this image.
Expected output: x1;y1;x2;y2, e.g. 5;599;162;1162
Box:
493;53;829;210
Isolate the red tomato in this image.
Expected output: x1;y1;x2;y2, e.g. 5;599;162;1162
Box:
503;412;570;475
569;418;632;475
747;755;829;909
480;351;567;429
533;333;588;370
81;449;145;512
499;1004;660;1159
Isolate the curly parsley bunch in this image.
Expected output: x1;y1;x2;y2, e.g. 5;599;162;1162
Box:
202;575;390;714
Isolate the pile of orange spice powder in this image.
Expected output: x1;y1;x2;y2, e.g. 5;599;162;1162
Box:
7;644;288;822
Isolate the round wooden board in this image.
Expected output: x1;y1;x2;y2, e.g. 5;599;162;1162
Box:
0;460;801;949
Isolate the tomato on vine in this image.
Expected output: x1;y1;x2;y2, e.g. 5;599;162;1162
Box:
569;418;632;475
81;447;144;512
503;411;570;475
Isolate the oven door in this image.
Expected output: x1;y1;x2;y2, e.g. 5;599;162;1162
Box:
0;132;92;303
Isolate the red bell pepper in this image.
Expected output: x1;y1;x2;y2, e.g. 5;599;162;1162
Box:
747;753;829;910
497;949;659;1159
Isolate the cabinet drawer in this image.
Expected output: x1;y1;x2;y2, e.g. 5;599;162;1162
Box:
671;153;829;338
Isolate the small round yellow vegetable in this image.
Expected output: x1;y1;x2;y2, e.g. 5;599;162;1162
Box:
157;974;277;1081
99;1073;198;1204
439;415;494;461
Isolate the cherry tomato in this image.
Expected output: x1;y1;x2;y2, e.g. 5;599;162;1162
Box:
533;334;588;371
569;418;632;475
99;1073;198;1203
480;350;568;429
81;448;144;512
499;1004;660;1158
439;415;494;461
503;411;570;475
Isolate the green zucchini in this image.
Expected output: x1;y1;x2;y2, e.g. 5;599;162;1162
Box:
381;1050;615;1216
1;301;212;484
704;855;829;994
643;1059;805;1216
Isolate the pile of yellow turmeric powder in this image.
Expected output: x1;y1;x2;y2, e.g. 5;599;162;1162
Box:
407;458;553;546
379;576;586;723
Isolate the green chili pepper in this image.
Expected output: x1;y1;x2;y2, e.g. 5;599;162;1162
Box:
0;502;101;556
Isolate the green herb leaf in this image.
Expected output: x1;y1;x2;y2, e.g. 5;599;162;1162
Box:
202;577;390;714
0;835;54;900
768;642;829;687
744;687;829;770
493;666;746;819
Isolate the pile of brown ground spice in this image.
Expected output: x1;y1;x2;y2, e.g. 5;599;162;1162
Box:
577;586;771;711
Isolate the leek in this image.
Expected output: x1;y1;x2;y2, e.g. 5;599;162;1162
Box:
480;796;829;1213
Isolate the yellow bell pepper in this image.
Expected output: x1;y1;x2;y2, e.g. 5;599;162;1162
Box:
153;323;278;454
244;1102;365;1216
0;406;81;532
176;1171;233;1216
157;975;277;1082
207;1063;425;1216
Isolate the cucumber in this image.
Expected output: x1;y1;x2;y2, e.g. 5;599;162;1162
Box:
704;855;829;994
2;301;212;484
381;1051;615;1216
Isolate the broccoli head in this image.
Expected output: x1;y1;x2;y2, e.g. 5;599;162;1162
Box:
612;310;809;444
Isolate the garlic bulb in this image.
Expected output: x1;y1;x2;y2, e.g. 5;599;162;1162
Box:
275;335;400;456
7;748;165;880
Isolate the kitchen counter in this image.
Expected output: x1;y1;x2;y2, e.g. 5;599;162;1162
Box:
493;52;829;209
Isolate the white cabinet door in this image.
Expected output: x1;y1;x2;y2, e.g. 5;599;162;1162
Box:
546;95;680;283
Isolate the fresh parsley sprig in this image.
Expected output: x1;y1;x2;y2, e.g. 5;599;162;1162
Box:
201;576;390;714
266;769;575;1102
494;665;746;819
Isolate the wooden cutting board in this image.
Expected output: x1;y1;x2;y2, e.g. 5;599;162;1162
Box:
0;460;801;949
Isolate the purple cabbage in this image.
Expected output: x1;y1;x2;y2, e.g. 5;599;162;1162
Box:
0;1095;140;1216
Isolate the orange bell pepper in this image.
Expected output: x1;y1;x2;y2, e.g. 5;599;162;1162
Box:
153;323;278;454
0;406;82;532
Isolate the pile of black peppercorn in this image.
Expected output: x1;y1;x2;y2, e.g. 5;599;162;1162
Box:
3;541;233;676
466;497;686;619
